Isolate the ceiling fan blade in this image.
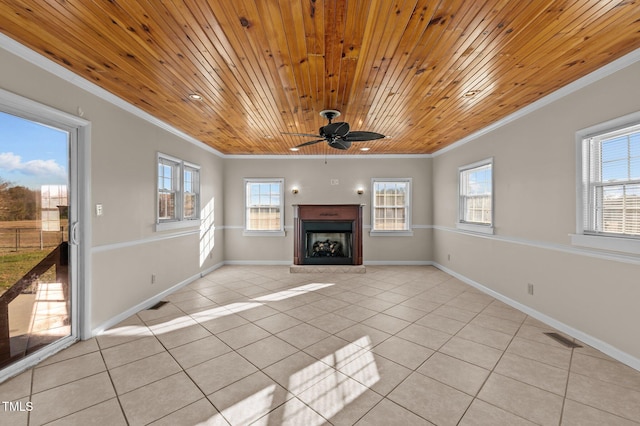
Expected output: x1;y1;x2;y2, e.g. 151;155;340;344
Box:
281;132;322;138
321;122;350;138
295;139;325;148
343;131;386;141
329;139;352;150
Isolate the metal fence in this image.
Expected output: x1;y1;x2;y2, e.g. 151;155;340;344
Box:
0;227;67;252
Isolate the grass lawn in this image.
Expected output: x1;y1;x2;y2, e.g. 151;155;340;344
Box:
0;250;55;294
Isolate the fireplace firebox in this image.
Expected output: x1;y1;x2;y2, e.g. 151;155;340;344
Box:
293;205;363;265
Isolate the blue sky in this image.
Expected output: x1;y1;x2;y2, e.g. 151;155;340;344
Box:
0;111;68;189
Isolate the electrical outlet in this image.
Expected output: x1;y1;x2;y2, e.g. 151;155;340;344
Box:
330;179;339;185
447;254;451;261
151;274;156;284
527;283;534;295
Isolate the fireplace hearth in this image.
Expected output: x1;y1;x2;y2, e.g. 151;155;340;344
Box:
293;205;363;265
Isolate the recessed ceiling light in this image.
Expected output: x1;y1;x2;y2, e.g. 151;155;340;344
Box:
289;147;300;151
360;147;370;151
188;93;203;100
263;135;273;139
463;90;481;98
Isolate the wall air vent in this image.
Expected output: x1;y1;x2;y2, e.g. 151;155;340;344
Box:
544;332;582;348
147;301;169;310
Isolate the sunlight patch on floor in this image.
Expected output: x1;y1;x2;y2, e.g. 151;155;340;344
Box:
217;384;276;425
197;336;379;425
145;283;335;335
252;283;334;302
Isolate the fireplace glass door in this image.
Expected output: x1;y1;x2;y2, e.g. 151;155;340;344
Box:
303;221;353;264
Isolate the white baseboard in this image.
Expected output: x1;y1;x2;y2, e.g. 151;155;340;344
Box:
91;262;224;336
364;260;434;266
223;260;434;266
223;260;292;266
433;262;640;372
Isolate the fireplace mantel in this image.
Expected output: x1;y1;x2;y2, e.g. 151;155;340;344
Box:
293;204;363;265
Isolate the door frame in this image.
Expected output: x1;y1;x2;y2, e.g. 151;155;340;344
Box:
0;88;91;382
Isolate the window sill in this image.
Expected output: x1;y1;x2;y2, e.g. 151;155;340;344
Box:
456;222;494;235
570;233;640;255
243;230;286;237
369;230;414;237
156;219;201;232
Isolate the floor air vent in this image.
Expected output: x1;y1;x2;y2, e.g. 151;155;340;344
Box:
148;301;168;310
544;332;582;348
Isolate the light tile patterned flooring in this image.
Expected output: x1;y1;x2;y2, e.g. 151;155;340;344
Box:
1;265;640;425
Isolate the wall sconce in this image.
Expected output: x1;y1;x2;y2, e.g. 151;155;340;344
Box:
292;187;299;195
356;187;364;195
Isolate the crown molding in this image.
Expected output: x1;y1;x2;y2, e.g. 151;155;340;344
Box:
224;153;432;159
432;47;640;157
4;31;638;160
0;33;224;158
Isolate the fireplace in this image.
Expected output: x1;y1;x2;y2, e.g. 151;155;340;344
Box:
293;205;363;265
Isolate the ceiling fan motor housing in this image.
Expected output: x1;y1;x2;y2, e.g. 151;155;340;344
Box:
285;109;385;150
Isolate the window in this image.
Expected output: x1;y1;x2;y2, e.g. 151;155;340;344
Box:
183;165;199;220
371;178;412;235
580;123;640;239
157;153;200;230
158;156;179;222
244;178;284;235
458;158;494;234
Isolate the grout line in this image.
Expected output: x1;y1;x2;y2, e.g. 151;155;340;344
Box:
10;265;638;425
456;308;530;425
558;346;576;426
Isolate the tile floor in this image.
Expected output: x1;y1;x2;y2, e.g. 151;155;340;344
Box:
1;265;640;425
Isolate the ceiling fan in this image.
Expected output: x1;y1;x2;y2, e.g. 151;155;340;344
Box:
283;110;386;150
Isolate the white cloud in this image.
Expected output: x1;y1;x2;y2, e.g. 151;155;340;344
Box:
0;152;66;178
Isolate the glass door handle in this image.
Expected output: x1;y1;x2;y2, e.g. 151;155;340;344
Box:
71;222;79;245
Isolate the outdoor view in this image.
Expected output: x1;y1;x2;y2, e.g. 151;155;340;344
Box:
460;164;492;225
246;181;281;231
374;181;408;231
593;132;640;236
0;111;70;368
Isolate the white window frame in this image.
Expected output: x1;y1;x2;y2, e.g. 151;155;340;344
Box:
457;158;494;235
243;178;285;236
156;152;200;231
572;111;640;255
370;178;413;236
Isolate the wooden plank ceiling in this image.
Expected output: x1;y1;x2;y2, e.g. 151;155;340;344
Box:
1;0;639;155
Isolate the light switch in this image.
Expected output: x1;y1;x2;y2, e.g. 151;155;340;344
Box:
96;204;103;216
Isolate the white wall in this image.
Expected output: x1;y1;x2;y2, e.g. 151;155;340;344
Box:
223;157;433;264
0;42;225;333
432;57;640;365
